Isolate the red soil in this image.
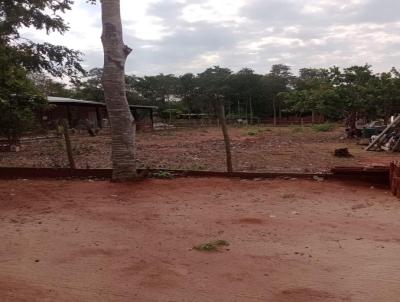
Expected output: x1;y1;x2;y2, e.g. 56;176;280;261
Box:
1;126;397;172
1;178;400;301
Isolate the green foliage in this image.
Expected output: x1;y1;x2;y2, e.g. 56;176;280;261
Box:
151;171;175;179
0;95;47;144
0;0;83;142
193;240;230;252
30;73;74;98
0;0;84;80
311;123;334;132
291;126;304;133
281;65;400;123
245;128;266;136
73;68;104;101
34;62;400;126
67;64;297;121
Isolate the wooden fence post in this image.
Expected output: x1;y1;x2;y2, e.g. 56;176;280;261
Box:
60;119;76;170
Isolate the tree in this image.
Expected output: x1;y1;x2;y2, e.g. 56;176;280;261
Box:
94;0;138;180
133;74;179;104
30;73;73;98
0;0;84;143
263;64;293;125
0;95;47;145
229;68;265;123
331;65;377;132
73;69;146;105
73;68;104;101
198;66;233;172
280;68;333;123
178;73;197;112
0;0;84;80
369;69;400;120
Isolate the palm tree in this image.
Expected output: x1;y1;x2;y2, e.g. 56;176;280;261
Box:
100;0;137;180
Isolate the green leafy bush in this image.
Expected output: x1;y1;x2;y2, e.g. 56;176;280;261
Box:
193;240;229;252
151;171;175;179
291;126;304;133
0;96;46;144
311;123;334;132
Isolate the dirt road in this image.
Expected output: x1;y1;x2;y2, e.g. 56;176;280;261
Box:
1;178;400;301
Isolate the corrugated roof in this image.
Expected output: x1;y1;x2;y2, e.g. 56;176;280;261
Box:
131;105;158;109
48;96;104;106
48;96;158;109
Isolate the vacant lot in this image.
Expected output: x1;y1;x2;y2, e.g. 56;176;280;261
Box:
1;178;400;301
0;126;397;172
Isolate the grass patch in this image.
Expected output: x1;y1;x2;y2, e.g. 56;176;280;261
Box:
311;123;334;132
193;240;230;252
189;163;205;171
151;171;175;179
244;127;270;136
291;126;304;133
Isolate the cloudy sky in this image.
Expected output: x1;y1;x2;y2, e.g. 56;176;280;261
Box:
24;0;400;76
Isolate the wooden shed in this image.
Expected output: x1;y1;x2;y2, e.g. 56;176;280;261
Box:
42;96;157;131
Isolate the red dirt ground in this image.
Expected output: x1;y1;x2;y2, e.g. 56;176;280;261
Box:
0;126;398;172
1;178;400;301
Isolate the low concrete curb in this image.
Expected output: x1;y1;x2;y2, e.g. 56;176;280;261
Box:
0;166;389;186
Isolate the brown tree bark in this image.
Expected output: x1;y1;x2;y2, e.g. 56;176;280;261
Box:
311;110;315;125
61;119;76;170
215;98;233;173
249;95;253;125
100;0;137;180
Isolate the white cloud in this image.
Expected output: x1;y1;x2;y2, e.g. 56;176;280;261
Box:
181;0;246;24
20;0;400;75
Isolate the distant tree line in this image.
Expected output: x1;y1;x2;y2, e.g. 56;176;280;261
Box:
41;64;400;124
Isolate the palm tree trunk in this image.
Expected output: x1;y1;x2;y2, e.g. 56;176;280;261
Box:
216;98;233;173
101;0;137;180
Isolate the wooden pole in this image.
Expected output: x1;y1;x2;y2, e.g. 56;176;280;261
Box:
216;97;233;173
150;108;154;131
249;95;253;125
61;119;76;170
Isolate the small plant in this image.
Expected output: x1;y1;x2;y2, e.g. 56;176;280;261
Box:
291;127;304;133
189;163;205;171
151;171;175;179
312;123;334;132
245;127;267;136
193;240;230;252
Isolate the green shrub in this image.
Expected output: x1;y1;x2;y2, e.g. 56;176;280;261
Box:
291;127;304;133
312;123;334;132
0;96;46;144
151;171;175;179
193;240;230;252
245;127;269;136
